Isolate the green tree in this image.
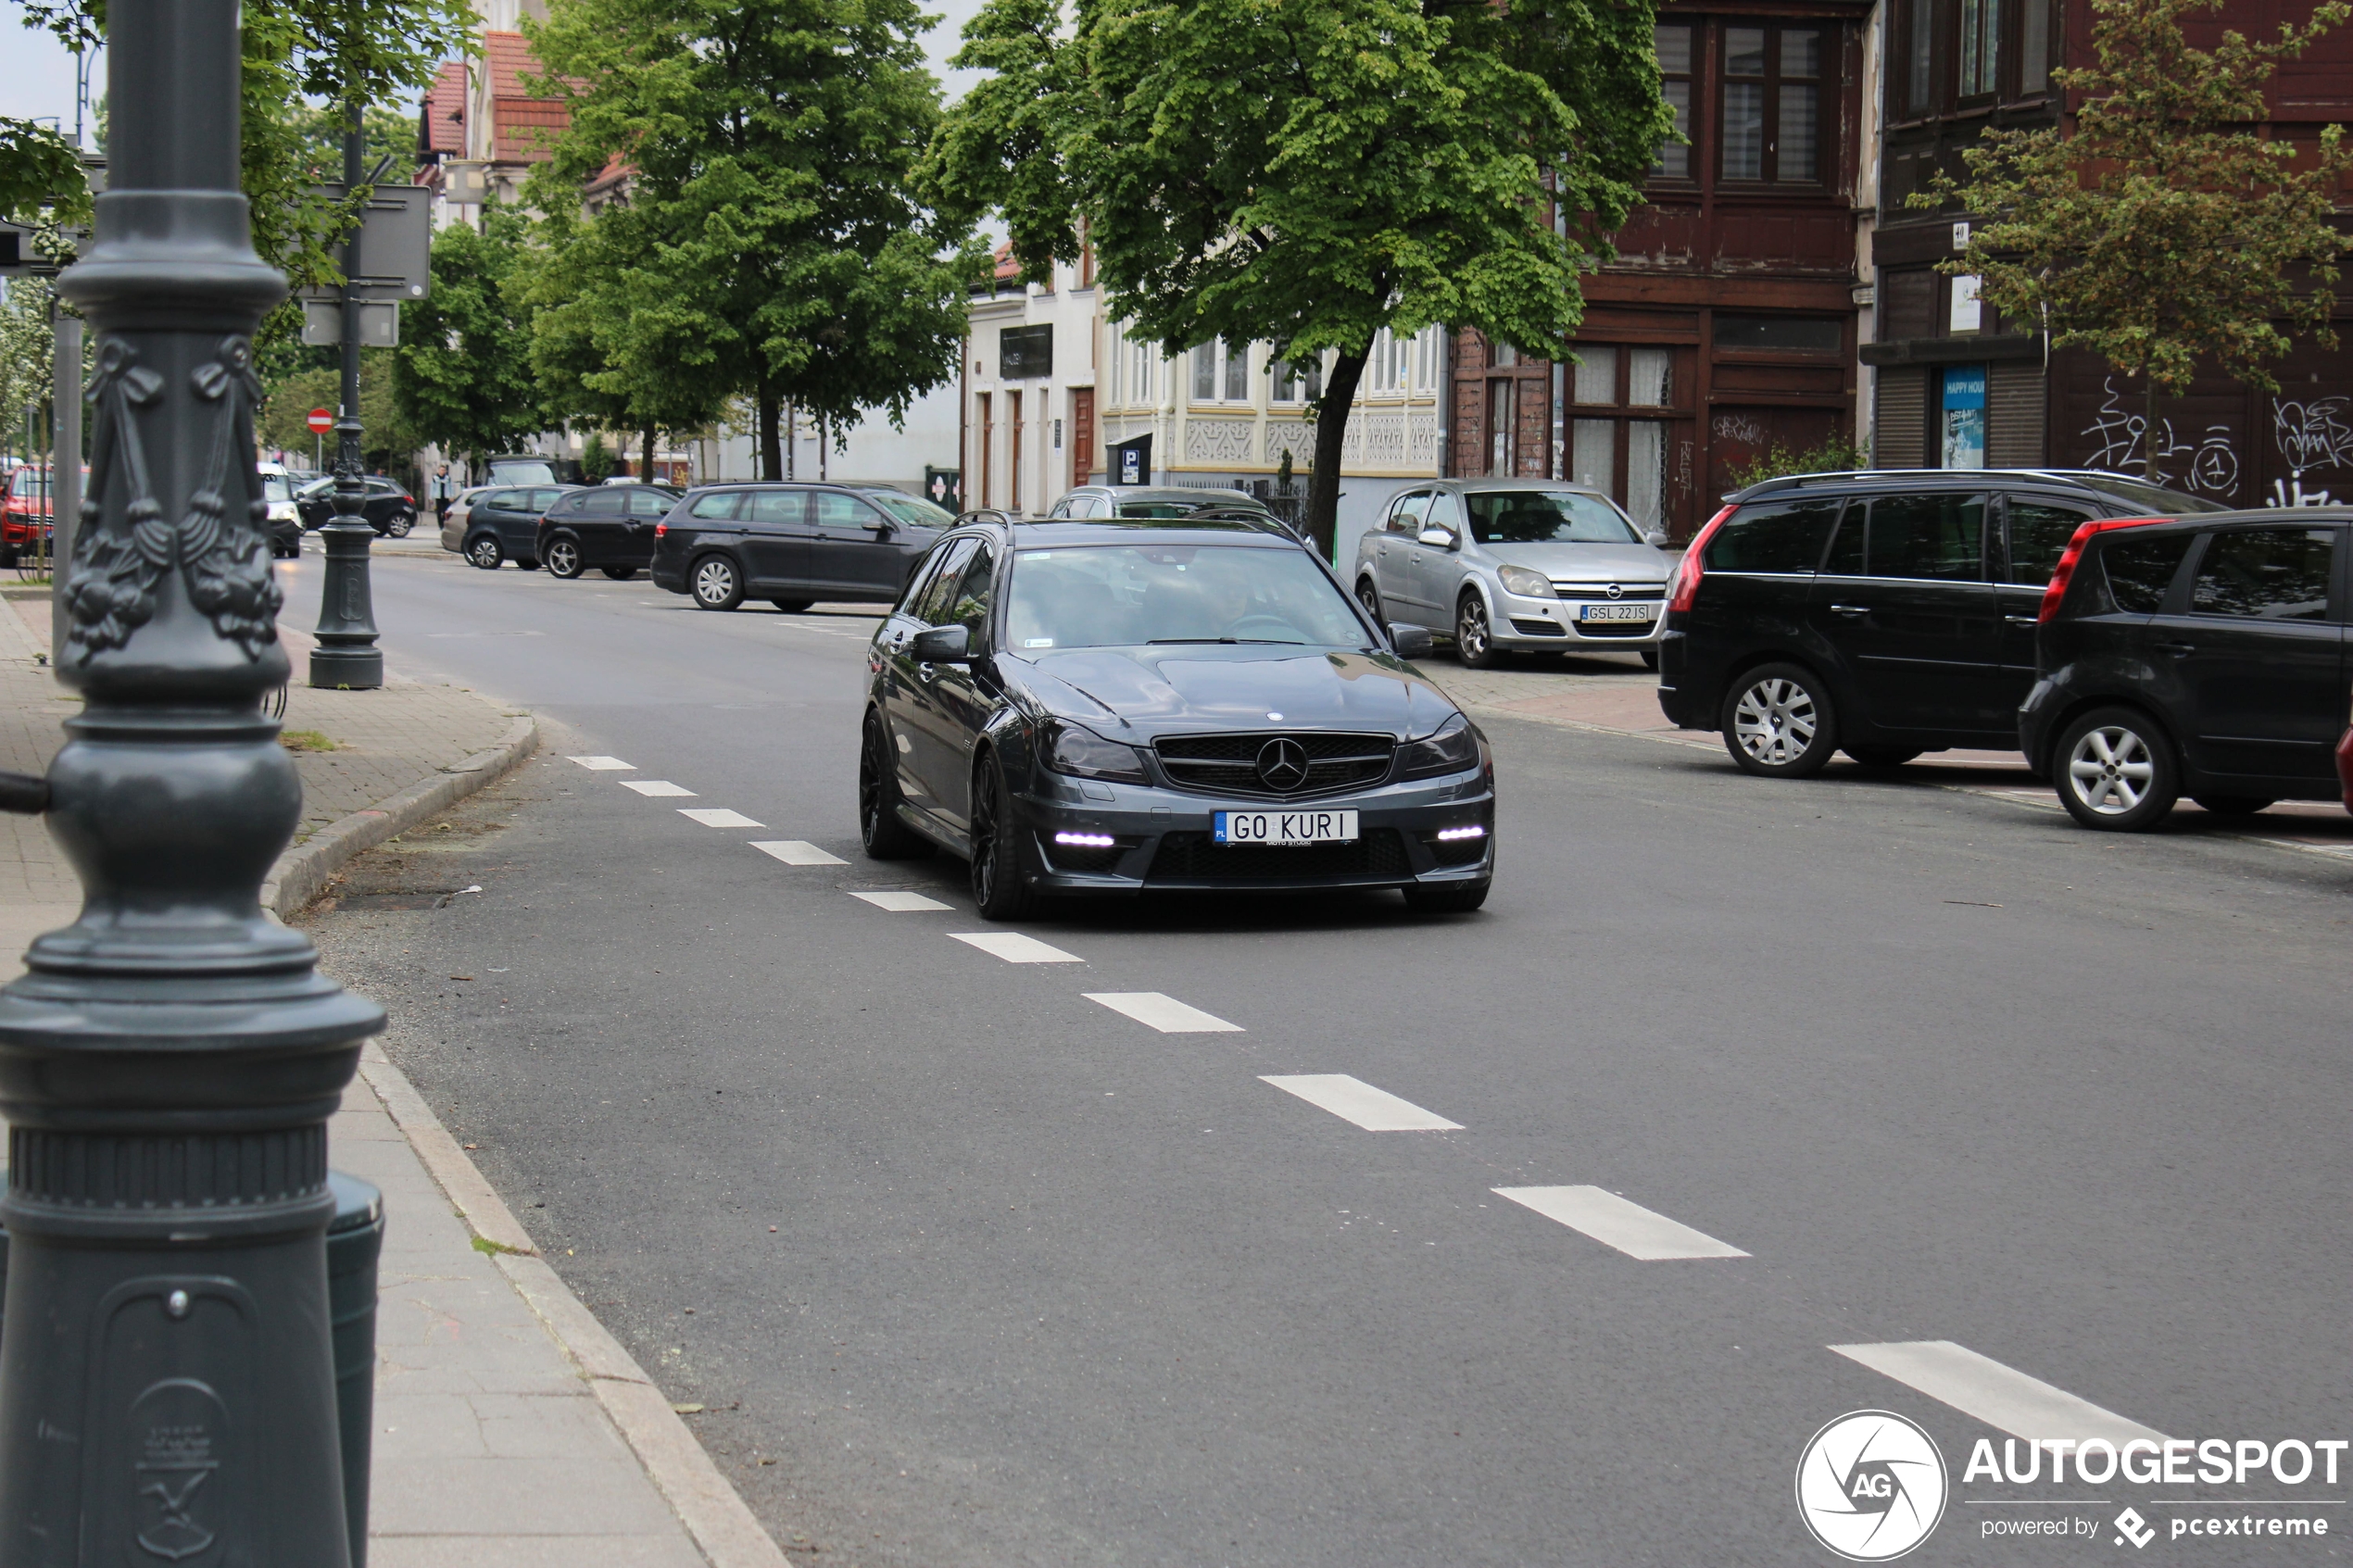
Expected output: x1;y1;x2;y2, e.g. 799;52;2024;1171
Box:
392;207;547;470
579;431;618;483
0;279;57;466
1922;0;2353;481
926;0;1671;556
522;0;986;479
258;354;417;470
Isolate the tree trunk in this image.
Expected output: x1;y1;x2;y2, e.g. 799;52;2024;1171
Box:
2142;375;2159;483
1304;349;1367;563
758;382;782;481
641;427;656;482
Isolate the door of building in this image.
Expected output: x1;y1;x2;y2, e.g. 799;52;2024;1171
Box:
1488;381;1516;475
1071;388;1094;490
1008;390;1024;516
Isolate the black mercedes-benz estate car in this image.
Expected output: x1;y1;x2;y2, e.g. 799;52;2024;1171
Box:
1655;469;2221;775
2020;508;2353;831
857;513;1496;919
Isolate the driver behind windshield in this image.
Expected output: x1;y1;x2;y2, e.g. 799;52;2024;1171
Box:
1005;545;1371;652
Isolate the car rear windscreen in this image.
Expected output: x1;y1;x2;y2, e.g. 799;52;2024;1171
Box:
1704;498;1842;573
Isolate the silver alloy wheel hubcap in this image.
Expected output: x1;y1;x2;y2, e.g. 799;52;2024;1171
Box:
695;560;733;602
550;542;576;573
2067;725;2153;814
470;541;497;566
1732;677;1817;765
1460;601;1486;658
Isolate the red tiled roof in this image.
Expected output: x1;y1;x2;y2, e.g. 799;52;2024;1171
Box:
481;31;543;99
993;242;1020;281
478;31;571;164
420;60;465;157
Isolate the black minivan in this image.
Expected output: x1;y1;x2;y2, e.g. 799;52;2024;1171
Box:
2020;508;2353;830
650;483;954;611
1655;470;2221;775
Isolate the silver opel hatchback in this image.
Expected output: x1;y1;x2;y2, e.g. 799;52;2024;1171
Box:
1350;480;1675;668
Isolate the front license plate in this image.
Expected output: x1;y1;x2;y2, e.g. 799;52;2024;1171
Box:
1578;603;1655;623
1214;809;1360;846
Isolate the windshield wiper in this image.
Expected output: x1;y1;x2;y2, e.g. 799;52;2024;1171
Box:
1147;636;1239;644
1146;636;1306;646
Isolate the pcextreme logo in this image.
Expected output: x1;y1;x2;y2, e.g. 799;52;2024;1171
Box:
1797;1411;1950;1562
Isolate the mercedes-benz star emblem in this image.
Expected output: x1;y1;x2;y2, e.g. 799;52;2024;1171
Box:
1605;583;1624;599
1255;737;1310;792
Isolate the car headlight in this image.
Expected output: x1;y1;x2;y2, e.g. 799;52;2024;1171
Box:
1497;565;1554;599
1397;713;1479;778
268;502;297;521
1044;721;1149;784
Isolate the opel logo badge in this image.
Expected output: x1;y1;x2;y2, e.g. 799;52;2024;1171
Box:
1605;582;1624;599
1255;736;1309;791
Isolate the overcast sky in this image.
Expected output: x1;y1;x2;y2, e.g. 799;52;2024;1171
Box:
0;0;995;137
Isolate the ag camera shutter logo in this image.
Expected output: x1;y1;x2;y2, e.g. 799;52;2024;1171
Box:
1796;1411;1949;1561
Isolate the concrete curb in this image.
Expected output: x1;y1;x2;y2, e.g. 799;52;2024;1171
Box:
263;714;538;919
356;1048;789;1568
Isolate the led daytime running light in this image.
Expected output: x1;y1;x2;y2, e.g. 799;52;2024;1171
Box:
1435;825;1486;842
1054;831;1117;847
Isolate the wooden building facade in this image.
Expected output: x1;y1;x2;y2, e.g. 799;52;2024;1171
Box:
1447;0;1876;541
1869;0;2353;507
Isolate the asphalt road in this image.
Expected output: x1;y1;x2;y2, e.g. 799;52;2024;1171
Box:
283;544;2353;1567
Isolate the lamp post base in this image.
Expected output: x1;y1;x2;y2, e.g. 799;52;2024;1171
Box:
309;644;385;689
310;518;383;690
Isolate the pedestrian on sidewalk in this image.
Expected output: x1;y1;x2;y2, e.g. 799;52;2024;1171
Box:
431;462;458;523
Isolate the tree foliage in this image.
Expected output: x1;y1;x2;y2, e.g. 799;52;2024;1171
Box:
1923;0;2353;478
522;0;986;480
392;207;547;468
926;0;1670;553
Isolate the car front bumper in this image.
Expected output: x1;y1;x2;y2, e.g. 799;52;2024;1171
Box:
1003;766;1495;896
1491;588;1663;649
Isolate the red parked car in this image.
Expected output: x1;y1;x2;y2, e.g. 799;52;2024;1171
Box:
0;465;80;567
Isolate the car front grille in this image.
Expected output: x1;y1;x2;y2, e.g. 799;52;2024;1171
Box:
1550;584;1666;600
1573;621;1655;639
1145;829;1410;883
1509;618;1567;637
1152;732;1395;798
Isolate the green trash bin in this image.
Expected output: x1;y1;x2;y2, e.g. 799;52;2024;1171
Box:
329;1171;386;1568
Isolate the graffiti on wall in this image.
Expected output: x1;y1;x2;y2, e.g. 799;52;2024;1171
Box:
2080;378;2240;495
1712;412;1768;446
2268;395;2353;505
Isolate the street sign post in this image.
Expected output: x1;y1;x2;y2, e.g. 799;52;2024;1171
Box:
308;407;334;434
0;1;381;1561
298;183;430;303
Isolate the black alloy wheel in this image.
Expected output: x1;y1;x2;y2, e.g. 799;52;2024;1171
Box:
1355;579;1383;624
601;566;637;581
2055;705;2180;831
2193;795;2275;817
968;755;1039;921
691;553;744;610
544;533;585;578
858;711;932;860
1721;661;1838;777
1844;746;1924;771
772;598;812;613
465;533;503;570
1454;591;1502;669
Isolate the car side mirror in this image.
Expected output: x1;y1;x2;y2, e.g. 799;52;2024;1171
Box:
1416;526;1458;550
1388;623;1434;659
910;623;971;663
1645;530;1670;548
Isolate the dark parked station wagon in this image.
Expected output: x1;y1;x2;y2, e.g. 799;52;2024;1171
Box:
650;483;954;611
1655;469;2221;775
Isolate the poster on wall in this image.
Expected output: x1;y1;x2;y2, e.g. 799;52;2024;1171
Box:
1942;366;1987;470
925;467;962;512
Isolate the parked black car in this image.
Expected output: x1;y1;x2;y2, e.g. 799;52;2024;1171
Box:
1655;469;2224;775
649;483;954;611
857;512;1490;920
295;474;421;537
458;484;580;570
537;484;681;579
2020;508;2353;830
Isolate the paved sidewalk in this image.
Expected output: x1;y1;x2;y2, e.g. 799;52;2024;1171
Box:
0;582;765;1567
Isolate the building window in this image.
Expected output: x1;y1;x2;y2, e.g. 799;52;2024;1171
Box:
1413;325;1441;393
1907;0;1935;113
1000;324;1052;380
1958;0;1998;96
1567;345;1678;524
1192;342;1216;401
2020;0;2050;93
1192;340;1251;403
1224;340;1250;402
1722;27;1823;183
1491;340;1517;369
1654;25;1693;179
1270;351;1324;403
1714;314;1844;354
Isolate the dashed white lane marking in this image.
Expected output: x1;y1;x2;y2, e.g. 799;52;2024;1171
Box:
1260;1074;1462;1131
1083;992;1242;1033
1831;1341;2169;1446
567;755;634;771
749;840;848;866
948;931;1083;964
1491;1185;1750;1261
848;890;950;911
679;808;763;828
622;780;696;797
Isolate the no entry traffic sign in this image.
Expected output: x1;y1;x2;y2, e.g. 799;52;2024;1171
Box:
306;408;333;433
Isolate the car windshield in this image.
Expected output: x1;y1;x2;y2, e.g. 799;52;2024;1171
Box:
489;460;556;485
867;492;954;527
1006;544;1371;651
1465;490;1641;545
8;470;45;499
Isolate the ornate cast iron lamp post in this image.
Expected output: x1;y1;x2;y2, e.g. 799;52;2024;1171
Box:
0;0;381;1561
310;103;383;690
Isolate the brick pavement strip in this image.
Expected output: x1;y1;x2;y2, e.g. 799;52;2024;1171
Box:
0;586;787;1568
